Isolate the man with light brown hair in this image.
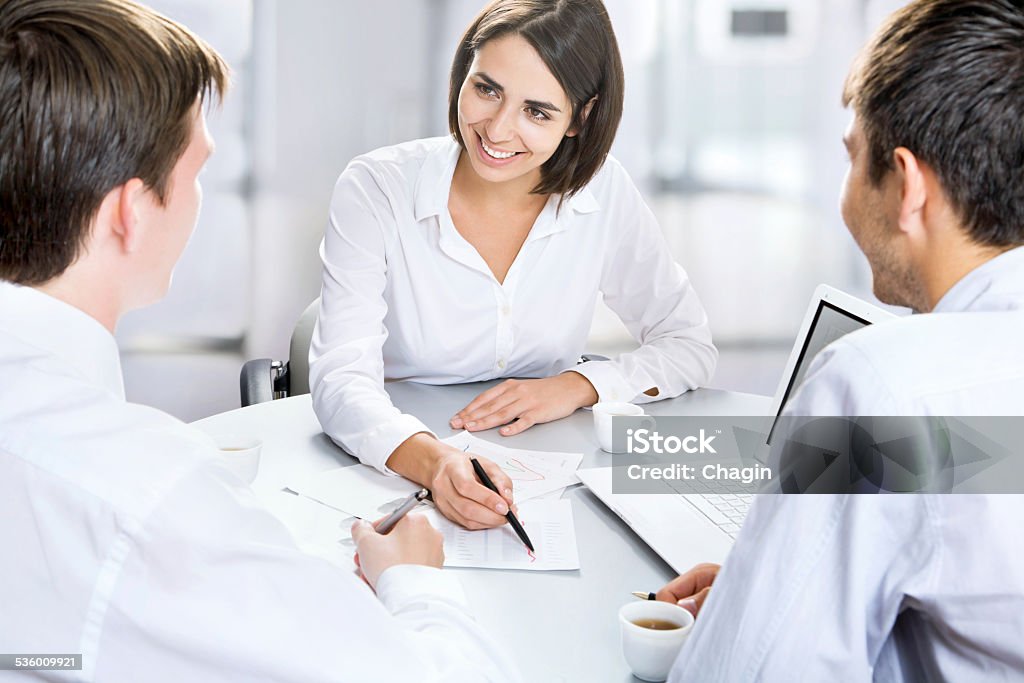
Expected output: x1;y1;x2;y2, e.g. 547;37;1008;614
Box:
0;1;517;680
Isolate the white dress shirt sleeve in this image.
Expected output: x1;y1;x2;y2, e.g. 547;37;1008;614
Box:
669;344;912;681
96;465;522;682
571;165;717;403
668;341;1024;682
668;494;940;682
310;162;432;474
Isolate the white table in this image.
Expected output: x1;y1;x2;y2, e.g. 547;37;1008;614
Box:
193;383;770;682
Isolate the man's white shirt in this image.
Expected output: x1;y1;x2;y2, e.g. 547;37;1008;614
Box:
672;247;1024;682
310;136;716;473
0;281;521;682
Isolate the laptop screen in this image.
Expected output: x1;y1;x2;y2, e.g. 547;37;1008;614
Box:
767;300;871;443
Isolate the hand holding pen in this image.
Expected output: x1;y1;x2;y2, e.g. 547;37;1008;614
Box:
375;488;431;534
470;457;534;552
633;563;721;617
351;488;443;589
421;440;516;530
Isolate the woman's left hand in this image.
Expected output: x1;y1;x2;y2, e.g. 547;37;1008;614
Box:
449;372;599;436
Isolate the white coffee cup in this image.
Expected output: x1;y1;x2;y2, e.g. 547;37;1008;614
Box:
593;401;654;453
211;434;262;484
619;600;695;682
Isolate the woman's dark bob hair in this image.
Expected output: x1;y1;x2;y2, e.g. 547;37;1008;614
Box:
448;0;625;200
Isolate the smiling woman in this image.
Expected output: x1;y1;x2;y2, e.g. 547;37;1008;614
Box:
453;33;587;207
448;0;622;200
310;0;718;532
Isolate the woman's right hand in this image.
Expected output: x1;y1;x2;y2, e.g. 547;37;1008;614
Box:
387;433;516;530
430;449;516;529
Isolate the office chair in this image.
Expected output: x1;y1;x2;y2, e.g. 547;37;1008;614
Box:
238;298;610;407
239;299;319;406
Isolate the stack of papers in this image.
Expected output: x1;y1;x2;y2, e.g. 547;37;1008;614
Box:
285;432;583;571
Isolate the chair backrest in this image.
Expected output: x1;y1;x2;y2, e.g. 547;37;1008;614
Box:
288;298;320;396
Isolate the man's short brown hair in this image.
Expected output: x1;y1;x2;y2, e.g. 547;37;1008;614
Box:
843;0;1024;247
448;0;624;200
0;0;228;285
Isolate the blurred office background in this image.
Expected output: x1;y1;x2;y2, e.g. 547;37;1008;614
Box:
119;0;908;422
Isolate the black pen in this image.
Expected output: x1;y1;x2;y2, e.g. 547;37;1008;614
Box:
470;457;535;552
631;591;657;601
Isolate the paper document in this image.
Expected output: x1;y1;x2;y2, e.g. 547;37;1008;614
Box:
287;465;420;520
255;488;356;569
423;498;580;571
442;431;583;502
287;431;583;519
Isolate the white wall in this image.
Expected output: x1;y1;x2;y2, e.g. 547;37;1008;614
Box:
247;0;437;361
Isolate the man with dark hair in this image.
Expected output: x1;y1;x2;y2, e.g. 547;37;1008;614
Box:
666;1;1024;679
0;1;517;680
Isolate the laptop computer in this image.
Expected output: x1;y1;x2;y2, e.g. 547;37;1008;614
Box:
577;284;896;573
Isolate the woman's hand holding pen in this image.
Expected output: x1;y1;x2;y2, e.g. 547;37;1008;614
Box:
656;563;721;617
431;449;517;530
386;433;516;530
351;514;444;589
449;372;599;436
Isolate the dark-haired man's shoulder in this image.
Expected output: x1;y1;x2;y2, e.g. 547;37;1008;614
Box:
788;309;1024;417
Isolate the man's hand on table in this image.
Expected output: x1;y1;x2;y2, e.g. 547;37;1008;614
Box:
448;372;599;436
657;563;721;617
386;433;516;530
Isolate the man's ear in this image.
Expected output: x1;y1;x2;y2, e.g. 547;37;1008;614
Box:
109;178;147;254
893;147;926;235
566;96;598;138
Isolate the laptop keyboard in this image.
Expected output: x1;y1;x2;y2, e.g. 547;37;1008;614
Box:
663;478;752;539
686;494;751;538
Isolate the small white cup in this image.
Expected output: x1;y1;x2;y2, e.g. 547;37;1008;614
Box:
593;402;653;453
619;600;695;682
211;434;262;484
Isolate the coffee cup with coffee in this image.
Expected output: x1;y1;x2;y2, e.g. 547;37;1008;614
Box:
618;599;694;681
211;434;262;484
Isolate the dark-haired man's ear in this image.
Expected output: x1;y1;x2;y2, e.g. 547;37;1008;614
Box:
566;96;598;138
110;178;147;254
893;146;927;238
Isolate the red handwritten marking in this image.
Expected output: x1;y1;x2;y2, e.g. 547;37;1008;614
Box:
527;548;536;563
504;457;544;482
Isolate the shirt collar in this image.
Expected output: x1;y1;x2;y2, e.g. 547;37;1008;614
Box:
413;138;461;222
0;280;125;399
412;136;602;226
933;245;1024;313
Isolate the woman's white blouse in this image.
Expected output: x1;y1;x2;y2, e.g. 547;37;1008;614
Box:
310;137;716;473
